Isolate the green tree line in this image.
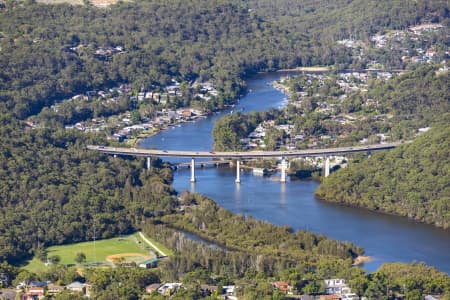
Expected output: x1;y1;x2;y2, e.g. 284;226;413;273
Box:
317;117;450;228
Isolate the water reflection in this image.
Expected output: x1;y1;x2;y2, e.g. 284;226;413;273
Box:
280;182;286;207
189;181;195;194
142;72;450;274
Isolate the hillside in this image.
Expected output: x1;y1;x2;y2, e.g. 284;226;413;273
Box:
316;120;450;229
249;0;449;40
0;0;449;296
0;0;301;119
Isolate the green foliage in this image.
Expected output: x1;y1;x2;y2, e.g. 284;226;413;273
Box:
0;116;176;263
0;0;303;119
74;252;86;264
377;263;450;296
368;66;450;139
302;280;324;295
83;267;159;299
48;255;61;265
212;110;281;151
249;0;448;41
0;0;448;295
158;193;362;279
317;119;450;228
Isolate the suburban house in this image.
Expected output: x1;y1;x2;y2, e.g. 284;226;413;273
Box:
22;287;45;300
324;279;351;295
47;284;64;296
66;281;89;297
222;285;237;299
157;283;182;296
272;281;292;293
320;294;341;300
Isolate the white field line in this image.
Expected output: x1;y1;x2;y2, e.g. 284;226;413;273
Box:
138;231;167;257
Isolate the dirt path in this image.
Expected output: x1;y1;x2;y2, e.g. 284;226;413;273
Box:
138;232;167;257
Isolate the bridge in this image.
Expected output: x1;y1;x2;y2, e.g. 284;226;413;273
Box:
87;141;404;183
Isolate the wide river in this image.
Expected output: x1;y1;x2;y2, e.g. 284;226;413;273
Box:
141;72;450;273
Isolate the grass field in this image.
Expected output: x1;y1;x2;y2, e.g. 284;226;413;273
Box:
24;232;171;273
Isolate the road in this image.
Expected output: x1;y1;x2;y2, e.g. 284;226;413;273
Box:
138;232;167;257
87;141;405;159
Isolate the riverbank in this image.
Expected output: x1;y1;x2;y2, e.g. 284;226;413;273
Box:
353;255;373;266
142;71;450;274
127;115;208;147
277;66;332;72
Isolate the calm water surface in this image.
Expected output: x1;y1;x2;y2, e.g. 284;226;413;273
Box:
141;72;450;273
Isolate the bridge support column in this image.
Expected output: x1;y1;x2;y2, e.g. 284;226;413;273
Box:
146;157;151;170
235;160;241;183
190;158;196;183
280;158;287;183
324;157;330;178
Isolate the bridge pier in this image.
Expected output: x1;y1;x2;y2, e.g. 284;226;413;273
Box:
280;158;287;183
190;158;196;183
324;157;330;178
146;157;152;170
235;160;241;183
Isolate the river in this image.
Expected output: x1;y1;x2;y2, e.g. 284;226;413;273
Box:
140;72;450;273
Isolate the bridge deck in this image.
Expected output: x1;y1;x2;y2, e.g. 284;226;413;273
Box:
87;141;404;158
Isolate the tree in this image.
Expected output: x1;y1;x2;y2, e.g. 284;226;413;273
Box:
302;281;324;295
35;248;48;263
49;255;61;265
75;252;87;265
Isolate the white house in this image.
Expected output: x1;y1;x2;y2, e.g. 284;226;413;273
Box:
324;279;351;294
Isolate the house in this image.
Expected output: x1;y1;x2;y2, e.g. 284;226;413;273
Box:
222;285;236;296
341;293;358;300
138;258;158;269
320;295;341;300
425;48;437;58
145;283;161;294
181;110;193;118
157;283;182;296
47;284;64;296
324;279;351;294
23;287;45;300
272;281;292;293
66;281;88;296
111;133;126;142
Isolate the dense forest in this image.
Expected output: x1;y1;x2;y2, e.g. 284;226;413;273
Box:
1;0;448;119
316;118;450;229
0;0;300;119
0;0;449;297
0;124;177;262
249;0;449;40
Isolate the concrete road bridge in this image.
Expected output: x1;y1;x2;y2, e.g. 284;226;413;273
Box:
87;141;404;183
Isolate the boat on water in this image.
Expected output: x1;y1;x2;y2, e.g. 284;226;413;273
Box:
252;167;268;176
